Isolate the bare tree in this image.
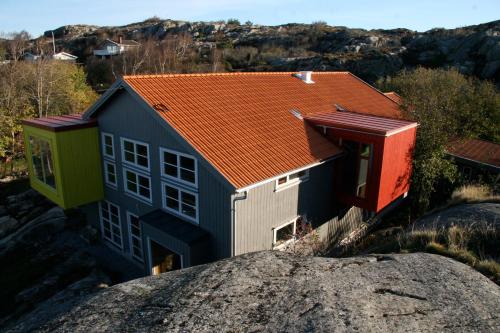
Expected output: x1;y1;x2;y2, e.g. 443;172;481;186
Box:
6;31;31;61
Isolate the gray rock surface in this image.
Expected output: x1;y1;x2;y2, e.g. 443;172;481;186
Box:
414;203;500;230
11;251;500;333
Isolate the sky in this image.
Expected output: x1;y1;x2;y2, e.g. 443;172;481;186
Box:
1;0;499;37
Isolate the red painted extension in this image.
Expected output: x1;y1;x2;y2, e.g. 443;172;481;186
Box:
306;111;417;213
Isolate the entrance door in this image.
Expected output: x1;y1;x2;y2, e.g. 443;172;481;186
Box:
150;240;182;275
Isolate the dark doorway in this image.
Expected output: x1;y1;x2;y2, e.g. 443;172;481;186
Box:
150;240;182;275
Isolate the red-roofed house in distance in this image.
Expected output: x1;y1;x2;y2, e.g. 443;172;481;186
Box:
447;138;500;187
22;71;417;276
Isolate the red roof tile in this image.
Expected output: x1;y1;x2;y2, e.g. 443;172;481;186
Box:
447;138;500;168
122;72;403;189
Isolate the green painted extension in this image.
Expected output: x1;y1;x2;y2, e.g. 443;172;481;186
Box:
23;124;104;209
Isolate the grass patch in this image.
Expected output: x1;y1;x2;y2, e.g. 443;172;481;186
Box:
450;184;499;204
345;221;499;284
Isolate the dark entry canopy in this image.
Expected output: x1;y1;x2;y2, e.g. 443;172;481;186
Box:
140;209;209;246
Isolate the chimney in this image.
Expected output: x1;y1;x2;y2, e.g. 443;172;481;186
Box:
118;35;123;44
295;71;314;84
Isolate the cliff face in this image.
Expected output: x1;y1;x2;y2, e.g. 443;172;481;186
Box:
41;18;500;83
8;251;500;332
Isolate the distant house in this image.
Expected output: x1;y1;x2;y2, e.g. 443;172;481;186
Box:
22;71;417;276
447;138;499;185
93;36;140;58
22;51;78;62
52;52;78;61
22;52;42;62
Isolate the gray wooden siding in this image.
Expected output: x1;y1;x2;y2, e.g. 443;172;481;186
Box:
233;160;363;255
86;90;233;266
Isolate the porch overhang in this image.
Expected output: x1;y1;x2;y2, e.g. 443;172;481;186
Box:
140;210;211;268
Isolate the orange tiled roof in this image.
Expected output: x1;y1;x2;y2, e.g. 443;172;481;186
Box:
447;138;500;168
123;72;402;189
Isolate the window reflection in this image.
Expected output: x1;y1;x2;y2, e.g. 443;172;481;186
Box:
29;136;56;189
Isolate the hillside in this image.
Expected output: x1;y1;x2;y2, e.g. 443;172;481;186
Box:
6;251;500;332
40;18;500;83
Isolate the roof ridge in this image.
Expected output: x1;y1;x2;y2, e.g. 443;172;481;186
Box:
451;137;500;146
123;71;351;79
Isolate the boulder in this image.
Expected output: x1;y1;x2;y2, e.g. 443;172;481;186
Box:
0;215;20;239
12;251;500;332
414;203;500;230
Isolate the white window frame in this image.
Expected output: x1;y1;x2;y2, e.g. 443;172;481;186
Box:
101;132;115;160
274;169;310;192
272;218;298;249
161;181;199;224
103;161;117;188
123;167;152;204
99;201;123;249
159;147;198;188
127;212;144;262
120;137;150;172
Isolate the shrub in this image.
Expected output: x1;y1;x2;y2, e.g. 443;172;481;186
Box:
227;18;241;26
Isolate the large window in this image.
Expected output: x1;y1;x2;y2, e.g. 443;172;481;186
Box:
342;141;373;199
127;212;143;262
162;182;198;223
160;148;197;187
123;168;152;203
29;136;56;189
99;201;122;249
275;169;309;191
356;144;372;198
102;133;115;159
121;138;149;170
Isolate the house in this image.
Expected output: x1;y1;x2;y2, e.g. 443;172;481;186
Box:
22;52;42;62
447;138;499;186
22;71;417;276
93;36;140;58
21;51;78;62
52;52;78;61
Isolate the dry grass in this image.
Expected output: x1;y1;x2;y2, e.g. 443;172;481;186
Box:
420;185;500;219
397;222;499;283
344;219;499;284
450;185;499;204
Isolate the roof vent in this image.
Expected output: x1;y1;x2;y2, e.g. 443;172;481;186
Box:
289;109;303;120
335;104;346;112
153;103;169;113
294;71;314;84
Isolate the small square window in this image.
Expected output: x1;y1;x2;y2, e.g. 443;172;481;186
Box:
162;183;198;223
160;148;197;187
121;138;150;170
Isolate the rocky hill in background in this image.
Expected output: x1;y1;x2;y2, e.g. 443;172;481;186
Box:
40;18;500;83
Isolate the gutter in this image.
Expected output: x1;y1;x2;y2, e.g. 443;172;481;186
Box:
230;191;248;257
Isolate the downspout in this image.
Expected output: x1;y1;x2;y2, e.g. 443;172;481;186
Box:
230;191;248;257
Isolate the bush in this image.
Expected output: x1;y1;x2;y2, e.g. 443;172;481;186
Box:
227;18;241;25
